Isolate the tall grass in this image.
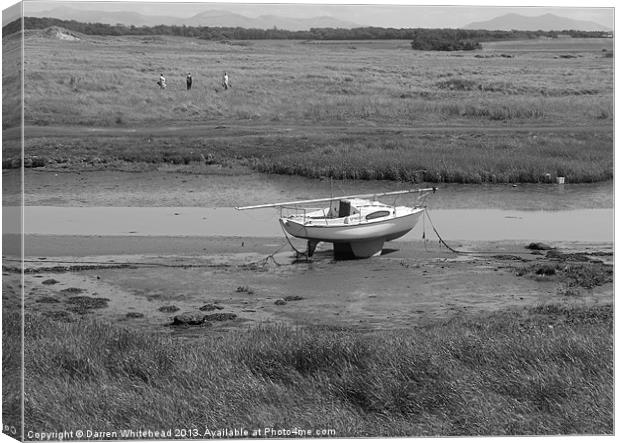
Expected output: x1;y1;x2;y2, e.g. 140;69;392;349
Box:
2;287;23;438
21;303;612;436
248;132;612;183
14;127;613;183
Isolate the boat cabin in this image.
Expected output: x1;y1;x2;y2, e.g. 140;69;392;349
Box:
323;198;396;220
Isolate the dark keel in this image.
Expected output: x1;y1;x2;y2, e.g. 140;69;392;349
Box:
333;242;361;260
307;240;386;260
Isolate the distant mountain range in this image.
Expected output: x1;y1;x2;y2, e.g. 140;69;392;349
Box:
464;13;611;32
29;7;360;30
27;8;611;32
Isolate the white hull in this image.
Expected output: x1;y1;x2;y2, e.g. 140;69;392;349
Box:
280;209;423;242
280;207;424;258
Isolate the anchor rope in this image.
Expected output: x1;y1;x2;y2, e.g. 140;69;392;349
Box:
422;209;558;256
423;209;464;254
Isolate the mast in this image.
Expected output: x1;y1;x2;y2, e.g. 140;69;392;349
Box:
235;187;436;210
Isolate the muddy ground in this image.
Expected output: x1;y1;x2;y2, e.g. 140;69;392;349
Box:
3;235;612;340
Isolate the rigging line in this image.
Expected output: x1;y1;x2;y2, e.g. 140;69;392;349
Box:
279;220;310;260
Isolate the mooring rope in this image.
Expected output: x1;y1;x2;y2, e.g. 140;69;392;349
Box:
422;209;555;256
423;209;464;254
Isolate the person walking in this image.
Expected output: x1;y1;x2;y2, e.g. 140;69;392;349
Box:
158;73;166;89
186;72;192;90
222;72;230;90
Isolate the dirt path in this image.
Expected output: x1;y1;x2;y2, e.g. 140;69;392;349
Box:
5;122;613;140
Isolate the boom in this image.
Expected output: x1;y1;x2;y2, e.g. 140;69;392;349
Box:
235;187;436;210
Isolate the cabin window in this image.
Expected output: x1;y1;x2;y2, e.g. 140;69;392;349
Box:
365;210;391;220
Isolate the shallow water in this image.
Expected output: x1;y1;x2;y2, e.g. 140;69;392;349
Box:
6;206;612;242
4;169;613;244
5;169;614;210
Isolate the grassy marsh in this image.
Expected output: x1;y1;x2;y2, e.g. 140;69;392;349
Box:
14;302;612;436
14;128;613;183
2;34;613;183
16;36;613;127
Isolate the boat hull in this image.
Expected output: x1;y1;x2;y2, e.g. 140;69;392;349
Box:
279;208;424;258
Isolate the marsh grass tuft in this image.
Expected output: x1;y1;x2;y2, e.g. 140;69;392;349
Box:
518;260;612;289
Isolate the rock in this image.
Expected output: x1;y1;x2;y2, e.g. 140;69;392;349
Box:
199;303;224;311
546;250;591;262
274;299;287;306
126;312;144;318
171;312;209;326
203;313;237;322
526;242;553;251
159;305;180;313
42;279;59;285
283;295;304;301
491;254;528;262
60;287;84;294
36;297;60;303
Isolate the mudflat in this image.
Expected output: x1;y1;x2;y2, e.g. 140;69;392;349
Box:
4;233;611;339
4;167;612;338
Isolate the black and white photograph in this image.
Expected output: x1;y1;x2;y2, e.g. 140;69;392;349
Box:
1;0;614;440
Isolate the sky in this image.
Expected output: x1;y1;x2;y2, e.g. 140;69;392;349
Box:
2;0;616;29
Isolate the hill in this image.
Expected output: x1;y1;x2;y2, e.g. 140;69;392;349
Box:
41;26;80;41
464;13;611;32
29;7;359;30
30;7;174;27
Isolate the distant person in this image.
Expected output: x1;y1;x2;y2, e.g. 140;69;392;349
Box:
186;72;192;90
157;73;166;89
222;72;230;90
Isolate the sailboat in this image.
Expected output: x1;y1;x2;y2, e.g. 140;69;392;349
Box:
236;187;436;259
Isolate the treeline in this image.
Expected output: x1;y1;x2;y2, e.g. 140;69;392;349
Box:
3;16;611;46
409;29;483;50
407;28;612;51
